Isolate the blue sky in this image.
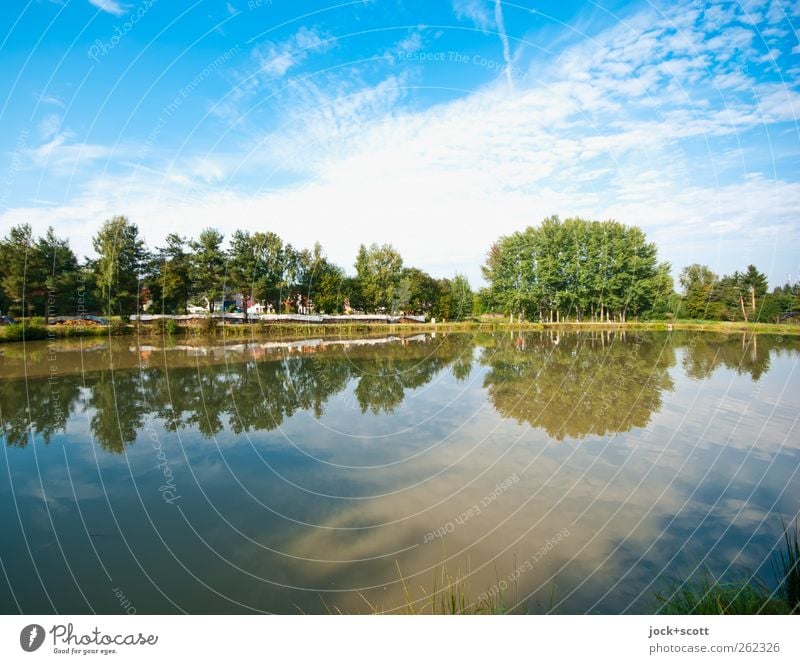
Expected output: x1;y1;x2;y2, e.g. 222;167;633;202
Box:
1;0;799;286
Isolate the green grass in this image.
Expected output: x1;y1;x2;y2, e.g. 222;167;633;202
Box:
0;322;48;341
656;578;790;615
329;561;512;615
772;517;800;613
657;518;800;615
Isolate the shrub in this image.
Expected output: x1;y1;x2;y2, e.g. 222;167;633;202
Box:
109;319;127;335
0;322;48;342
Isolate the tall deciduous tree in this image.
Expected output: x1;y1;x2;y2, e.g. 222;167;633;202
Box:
92;216;147;316
402;267;440;315
149;233;191;313
354;243;404;313
228;230;284;319
189;228;226;313
300;243;346;314
679;264;718;319
449;273;473;321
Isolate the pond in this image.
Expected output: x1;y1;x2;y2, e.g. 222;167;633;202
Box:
0;330;798;613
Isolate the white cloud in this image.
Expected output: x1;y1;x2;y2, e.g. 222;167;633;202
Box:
88;0;126;16
37;114;61;142
6;0;799;287
251;26;333;81
24;132;116;174
452;0;492;31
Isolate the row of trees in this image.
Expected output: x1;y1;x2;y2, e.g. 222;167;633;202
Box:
481;216;673;322
0;216;475;320
2;214;798;323
678;263;799;323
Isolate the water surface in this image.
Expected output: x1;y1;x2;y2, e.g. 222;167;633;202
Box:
1;330;798;613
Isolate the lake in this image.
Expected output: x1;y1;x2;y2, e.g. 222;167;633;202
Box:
1;330;798;614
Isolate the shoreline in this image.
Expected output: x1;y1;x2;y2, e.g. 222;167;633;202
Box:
1;318;799;344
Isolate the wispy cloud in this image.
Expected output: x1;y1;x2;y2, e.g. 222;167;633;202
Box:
24;131;116;174
88;0;127;17
452;0;492;31
493;0;513;90
252;26;334;80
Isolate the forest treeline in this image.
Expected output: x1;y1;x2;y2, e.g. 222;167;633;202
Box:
1;215;798;323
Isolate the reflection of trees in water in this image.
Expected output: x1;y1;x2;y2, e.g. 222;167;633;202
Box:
482;331;676;440
1;332;795;452
679;332;789;381
87;370;149;453
0;375;80;447
351;339;469;414
0;336;472;452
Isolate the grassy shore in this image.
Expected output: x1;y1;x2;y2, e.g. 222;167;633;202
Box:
1;317;798;343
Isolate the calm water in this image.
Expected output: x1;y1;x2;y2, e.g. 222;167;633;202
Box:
1;330;798;614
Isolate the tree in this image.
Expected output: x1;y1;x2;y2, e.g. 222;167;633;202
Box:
354;243;404;313
402;267;440;316
148;233;192;314
304;244;347;314
432;278;452;320
227;230;262;320
1;224;48;318
679;264;718;320
742;264;768;319
189;228;226;313
92;216;147;316
251;231;287;312
37;227;80;320
449;274;473;320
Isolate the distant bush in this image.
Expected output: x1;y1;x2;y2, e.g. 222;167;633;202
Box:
163;318;179;336
199;316;217;334
109;319;127;335
0;322;48;341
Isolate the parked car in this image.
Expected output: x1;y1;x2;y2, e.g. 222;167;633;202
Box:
0;314;16;326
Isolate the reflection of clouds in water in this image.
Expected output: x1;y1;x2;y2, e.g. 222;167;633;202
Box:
0;332;798;612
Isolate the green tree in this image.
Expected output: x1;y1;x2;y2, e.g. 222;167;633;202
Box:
449;273;473;321
251;231;287;312
354;243;404;313
227;230;263;320
37;227;80;320
402;267;440;316
92;216;147;316
679;264;718;319
482;217;666;322
149;233;192;313
189;228;226;313
742;264;768;319
305;245;346;314
1;224;48;318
